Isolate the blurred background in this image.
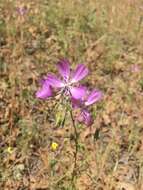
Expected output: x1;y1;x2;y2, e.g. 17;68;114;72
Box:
0;0;143;189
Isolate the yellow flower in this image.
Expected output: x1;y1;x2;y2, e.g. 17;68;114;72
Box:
51;142;58;151
7;147;13;154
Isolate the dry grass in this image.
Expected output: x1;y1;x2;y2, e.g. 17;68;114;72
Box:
0;0;143;189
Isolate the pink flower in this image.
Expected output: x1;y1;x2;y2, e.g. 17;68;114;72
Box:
16;6;27;16
36;59;88;100
72;90;102;126
36;59;103;127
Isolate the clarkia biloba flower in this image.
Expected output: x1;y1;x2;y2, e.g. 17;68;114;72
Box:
36;59;102;126
36;59;88;100
72;89;102;126
16;6;28;16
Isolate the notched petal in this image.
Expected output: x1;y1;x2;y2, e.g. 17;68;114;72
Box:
46;74;64;88
36;82;52;99
71;64;88;83
70;86;86;99
85;90;102;106
57;59;70;81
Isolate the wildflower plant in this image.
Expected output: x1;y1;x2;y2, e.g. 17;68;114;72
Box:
36;59;102;181
36;59;102;124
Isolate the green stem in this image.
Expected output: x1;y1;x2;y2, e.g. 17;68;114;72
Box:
70;110;78;182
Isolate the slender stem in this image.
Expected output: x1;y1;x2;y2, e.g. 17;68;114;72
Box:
70;110;78;182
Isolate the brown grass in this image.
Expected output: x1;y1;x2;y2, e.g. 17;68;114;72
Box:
0;0;143;189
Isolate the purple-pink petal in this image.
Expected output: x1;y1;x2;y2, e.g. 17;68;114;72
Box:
46;74;64;88
16;7;27;16
71;64;88;83
78;110;93;126
71;98;82;108
85;90;102;106
70;86;86;100
36;81;52;99
57;59;70;81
